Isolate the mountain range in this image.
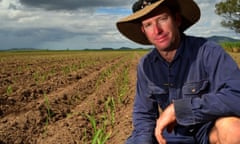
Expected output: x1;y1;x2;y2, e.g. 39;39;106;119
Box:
207;35;239;43
2;35;239;51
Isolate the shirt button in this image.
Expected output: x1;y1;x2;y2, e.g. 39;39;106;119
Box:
192;88;196;93
189;128;194;133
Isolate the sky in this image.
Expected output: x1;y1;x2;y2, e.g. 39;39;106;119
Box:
0;0;239;50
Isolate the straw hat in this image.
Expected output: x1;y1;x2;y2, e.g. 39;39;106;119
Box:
116;0;200;45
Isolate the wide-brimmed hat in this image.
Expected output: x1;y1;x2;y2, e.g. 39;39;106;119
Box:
116;0;200;45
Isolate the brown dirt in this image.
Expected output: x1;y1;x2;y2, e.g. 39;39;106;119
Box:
0;51;145;144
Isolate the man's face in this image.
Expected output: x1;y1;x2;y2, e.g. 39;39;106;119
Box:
141;7;181;51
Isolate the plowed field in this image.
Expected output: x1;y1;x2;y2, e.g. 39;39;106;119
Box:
0;50;147;144
1;50;239;144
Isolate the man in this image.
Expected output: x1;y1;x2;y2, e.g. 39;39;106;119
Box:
116;0;240;143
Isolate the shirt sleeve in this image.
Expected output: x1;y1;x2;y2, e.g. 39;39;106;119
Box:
173;42;240;126
131;60;159;142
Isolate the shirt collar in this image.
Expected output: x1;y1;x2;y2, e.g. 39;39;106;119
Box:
174;33;186;60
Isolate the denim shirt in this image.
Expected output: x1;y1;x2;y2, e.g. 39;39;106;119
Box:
130;35;240;143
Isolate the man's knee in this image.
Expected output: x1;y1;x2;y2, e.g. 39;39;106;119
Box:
211;117;240;144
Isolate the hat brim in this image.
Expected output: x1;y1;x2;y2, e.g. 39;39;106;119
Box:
116;0;200;45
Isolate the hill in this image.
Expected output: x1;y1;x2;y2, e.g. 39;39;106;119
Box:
207;36;240;43
1;36;239;51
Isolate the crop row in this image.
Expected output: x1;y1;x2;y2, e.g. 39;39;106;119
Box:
0;50;147;144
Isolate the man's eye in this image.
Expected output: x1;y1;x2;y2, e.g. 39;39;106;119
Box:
157;16;168;23
143;23;152;28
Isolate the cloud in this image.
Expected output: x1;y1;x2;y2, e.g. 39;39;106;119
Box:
0;28;79;49
185;0;236;38
0;0;129;50
0;0;239;50
19;0;133;10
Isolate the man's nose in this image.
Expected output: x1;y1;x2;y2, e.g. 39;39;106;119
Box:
153;23;163;34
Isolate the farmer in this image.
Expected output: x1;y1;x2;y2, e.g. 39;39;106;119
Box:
116;0;240;143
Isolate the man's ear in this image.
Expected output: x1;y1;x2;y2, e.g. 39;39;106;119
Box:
175;13;182;27
141;26;145;33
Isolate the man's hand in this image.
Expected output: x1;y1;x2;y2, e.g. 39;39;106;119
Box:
155;103;177;144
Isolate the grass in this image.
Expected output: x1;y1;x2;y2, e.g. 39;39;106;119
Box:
6;85;13;96
104;97;116;127
85;113;111;144
221;42;240;52
43;92;54;135
117;66;130;104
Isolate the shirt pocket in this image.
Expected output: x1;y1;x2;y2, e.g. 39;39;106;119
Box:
148;84;169;109
182;80;209;98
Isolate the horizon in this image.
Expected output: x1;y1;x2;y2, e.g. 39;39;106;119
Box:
1;35;239;50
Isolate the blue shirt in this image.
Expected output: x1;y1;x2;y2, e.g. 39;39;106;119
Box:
130;35;240;143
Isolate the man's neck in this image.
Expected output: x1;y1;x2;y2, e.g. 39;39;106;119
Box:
158;49;177;63
158;33;182;63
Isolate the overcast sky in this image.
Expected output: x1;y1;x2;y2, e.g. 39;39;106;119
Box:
0;0;239;50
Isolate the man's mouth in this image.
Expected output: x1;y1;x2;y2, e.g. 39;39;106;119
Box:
155;33;169;43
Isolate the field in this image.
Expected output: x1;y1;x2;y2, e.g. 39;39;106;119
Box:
221;41;240;52
1;50;240;144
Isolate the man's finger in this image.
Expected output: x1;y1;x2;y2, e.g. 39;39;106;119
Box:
155;127;167;144
155;133;166;144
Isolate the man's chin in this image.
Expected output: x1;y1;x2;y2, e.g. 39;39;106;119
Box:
154;42;171;51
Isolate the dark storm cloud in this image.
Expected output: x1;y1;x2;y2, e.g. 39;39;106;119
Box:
8;3;17;10
19;0;132;10
0;28;80;49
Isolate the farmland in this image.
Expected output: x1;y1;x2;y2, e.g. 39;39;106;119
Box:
0;49;240;144
0;50;147;144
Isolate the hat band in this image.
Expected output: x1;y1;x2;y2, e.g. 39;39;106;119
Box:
132;0;159;12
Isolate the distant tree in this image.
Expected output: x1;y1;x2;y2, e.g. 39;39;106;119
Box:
215;0;240;33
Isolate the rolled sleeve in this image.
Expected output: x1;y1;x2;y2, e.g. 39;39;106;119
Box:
173;98;196;125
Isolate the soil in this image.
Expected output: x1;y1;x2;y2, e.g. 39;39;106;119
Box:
0;51;145;144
